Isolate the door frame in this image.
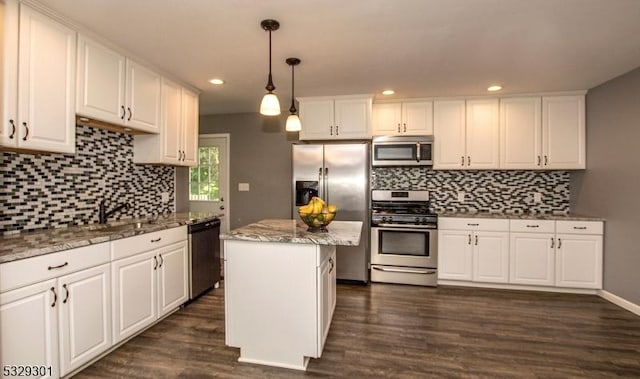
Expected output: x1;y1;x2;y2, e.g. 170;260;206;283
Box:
189;133;230;233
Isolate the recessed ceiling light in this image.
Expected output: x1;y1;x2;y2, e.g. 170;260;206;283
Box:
487;85;502;92
209;78;225;85
382;89;395;95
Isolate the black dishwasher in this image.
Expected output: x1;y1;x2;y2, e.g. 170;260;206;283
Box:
188;218;221;299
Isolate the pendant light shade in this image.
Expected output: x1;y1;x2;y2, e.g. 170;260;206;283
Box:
259;19;281;116
285;57;302;132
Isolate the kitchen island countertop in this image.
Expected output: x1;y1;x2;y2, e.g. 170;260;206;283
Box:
0;212;221;264
221;219;362;246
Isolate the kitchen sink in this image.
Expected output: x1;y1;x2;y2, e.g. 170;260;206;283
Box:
88;220;157;233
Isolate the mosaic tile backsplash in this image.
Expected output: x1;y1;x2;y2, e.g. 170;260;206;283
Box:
372;167;570;214
1;125;175;234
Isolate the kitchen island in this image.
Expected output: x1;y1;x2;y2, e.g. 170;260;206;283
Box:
221;219;362;370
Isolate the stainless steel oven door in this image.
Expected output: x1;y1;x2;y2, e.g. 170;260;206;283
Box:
371;226;438;268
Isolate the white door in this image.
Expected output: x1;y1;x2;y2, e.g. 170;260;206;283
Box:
466;99;499;169
58;264;111;376
189;134;230;233
18;4;76;154
1;0;19;148
318;255;331;355
555;234;602;289
473;231;509;283
433;100;466;169
402;101;433;135
372;103;402;135
299;98;334;140
76;35;126;125
125;59;160;133
0;279;59;379
157;241;189;317
509;232;555;286
161;78;182;164
333;97;371;139
500;97;542;169
438;229;473;280
181;88;199;166
111;251;157;344
542;95;585;169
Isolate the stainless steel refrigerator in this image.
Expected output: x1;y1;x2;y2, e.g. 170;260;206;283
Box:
292;142;370;283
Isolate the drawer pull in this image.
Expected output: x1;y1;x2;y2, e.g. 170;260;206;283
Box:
467;223;479;226
573;226;587;230
48;262;69;270
50;287;57;308
63;284;69;304
151;237;162;243
526;225;539;228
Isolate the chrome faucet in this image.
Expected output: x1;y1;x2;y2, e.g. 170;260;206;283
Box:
98;200;130;224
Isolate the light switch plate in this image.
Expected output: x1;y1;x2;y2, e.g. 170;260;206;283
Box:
238;183;250;192
161;192;170;203
457;191;465;202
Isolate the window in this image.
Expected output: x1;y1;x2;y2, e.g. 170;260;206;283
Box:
189;146;220;201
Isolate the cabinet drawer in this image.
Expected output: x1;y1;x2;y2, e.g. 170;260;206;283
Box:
556;221;603;235
0;242;110;293
509;219;555;233
111;226;187;260
439;217;509;231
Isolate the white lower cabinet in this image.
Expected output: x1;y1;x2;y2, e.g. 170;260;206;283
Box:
509;232;555;286
438;218;509;284
111;228;188;344
555;233;603;289
0;243;111;378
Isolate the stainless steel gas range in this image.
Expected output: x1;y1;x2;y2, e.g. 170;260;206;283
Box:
370;190;438;286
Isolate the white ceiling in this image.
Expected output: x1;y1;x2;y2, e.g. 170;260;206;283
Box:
36;0;640;115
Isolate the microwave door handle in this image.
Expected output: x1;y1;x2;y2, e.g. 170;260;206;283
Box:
416;142;421;162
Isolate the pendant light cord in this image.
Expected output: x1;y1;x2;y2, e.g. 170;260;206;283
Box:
266;30;275;92
290;64;296;113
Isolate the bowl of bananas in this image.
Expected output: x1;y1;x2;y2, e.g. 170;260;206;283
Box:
298;196;337;232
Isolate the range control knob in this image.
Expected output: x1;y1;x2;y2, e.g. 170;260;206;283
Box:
381;216;388;223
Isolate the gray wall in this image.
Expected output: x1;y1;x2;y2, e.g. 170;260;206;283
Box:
571;66;640;305
198;113;297;229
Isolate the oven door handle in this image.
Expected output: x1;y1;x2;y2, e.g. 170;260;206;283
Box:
376;223;437;230
372;266;437;275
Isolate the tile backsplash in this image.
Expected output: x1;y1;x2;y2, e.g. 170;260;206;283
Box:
1;125;175;234
372;167;569;214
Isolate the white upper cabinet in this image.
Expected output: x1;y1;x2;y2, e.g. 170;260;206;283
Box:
465;98;500;169
500;97;542;169
542;95;585;169
500;95;585;169
298;95;372;140
433;100;466;169
77;35;160;133
1;2;76;154
372;101;433;136
133;79;199;166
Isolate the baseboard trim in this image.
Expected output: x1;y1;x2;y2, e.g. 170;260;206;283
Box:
437;280;598;294
598;290;640;316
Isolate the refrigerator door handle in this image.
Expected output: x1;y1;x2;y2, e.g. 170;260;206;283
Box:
324;167;329;204
318;167;324;199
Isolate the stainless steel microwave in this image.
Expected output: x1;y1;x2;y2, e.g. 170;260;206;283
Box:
371;135;433;166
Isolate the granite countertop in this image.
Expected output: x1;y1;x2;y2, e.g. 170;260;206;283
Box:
437;211;604;222
221;219;363;246
0;212;222;264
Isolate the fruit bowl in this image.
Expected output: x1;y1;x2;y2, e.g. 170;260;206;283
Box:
298;210;336;233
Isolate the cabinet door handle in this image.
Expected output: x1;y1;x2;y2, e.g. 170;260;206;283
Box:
474;235;478;245
62;284;69;304
335;125;339;135
468;234;472;245
537;155;541;166
397;124;401;133
22;122;29;141
121;105;126;120
151;237;162;243
153;256;158;270
558;238;562;249
50;287;57;307
544;155;548;166
8;119;16;139
461;156;465;166
329;257;334;273
329;125;333;135
159;254;164;268
551;237;555;248
403;123;407;133
467;156;471;166
127;107;132;121
48;262;69;270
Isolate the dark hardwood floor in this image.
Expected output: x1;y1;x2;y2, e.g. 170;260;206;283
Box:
74;283;640;378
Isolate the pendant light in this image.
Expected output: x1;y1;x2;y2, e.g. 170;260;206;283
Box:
259;19;281;116
285;57;302;132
